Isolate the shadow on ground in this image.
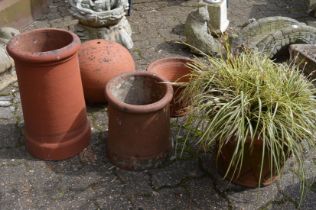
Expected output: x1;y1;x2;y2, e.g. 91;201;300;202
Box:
166;0;192;6
0;122;31;160
155;41;193;57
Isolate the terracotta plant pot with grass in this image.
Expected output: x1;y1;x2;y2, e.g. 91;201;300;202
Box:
217;137;288;188
181;51;316;190
105;72;173;170
147;57;192;117
78;39;136;104
7;28;91;160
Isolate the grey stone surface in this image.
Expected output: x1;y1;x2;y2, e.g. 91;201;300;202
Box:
257;24;316;59
0;27;19;91
184;3;222;55
289;44;316;88
150;160;204;190
234;16;316;60
236;16;302;48
0;107;13;119
0;96;12;111
0;27;19;73
0;0;316;209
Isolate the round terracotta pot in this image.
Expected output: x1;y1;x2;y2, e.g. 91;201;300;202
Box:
7;28;91;160
78;39;136;104
147;57;192;117
105;72;173;170
216;137;288;187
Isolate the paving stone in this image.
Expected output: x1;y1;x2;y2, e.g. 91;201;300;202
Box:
299;189;316;210
115;169;153;195
0;96;12;101
265;200;296;210
150;160;204;190
0;164;33;209
0;84;16;96
276;151;316;208
131;187;191;210
0;101;11;107
188;178;230;209
0;147;30;161
0;107;13;119
0;122;23;148
92;179;133;209
226;184;280;210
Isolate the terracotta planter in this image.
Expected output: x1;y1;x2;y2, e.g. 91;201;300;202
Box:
105;72;173;170
147;57;192;117
7;28;91;160
78;39;136;104
216;137;288;187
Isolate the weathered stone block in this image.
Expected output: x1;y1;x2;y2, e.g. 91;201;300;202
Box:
290;44;316;86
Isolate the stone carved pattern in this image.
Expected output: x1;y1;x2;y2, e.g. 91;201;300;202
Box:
69;0;133;49
76;16;133;49
235;16;316;58
69;0;129;27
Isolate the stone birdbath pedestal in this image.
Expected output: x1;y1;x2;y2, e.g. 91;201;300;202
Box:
69;0;133;49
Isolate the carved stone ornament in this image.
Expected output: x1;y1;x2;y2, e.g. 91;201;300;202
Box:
184;1;223;56
69;0;133;49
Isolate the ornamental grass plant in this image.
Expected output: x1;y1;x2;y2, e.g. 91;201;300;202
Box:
179;50;316;195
